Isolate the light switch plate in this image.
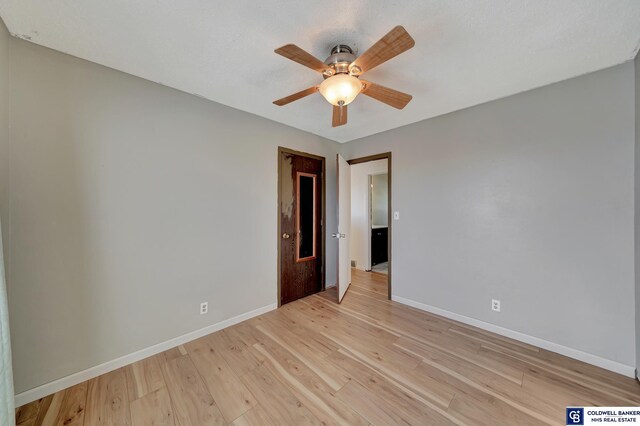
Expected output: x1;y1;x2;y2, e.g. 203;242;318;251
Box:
393;211;400;220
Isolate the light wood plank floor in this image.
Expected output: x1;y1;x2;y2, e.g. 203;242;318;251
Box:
16;269;640;425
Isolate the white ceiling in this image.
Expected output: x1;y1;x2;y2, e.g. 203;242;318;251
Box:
1;1;640;143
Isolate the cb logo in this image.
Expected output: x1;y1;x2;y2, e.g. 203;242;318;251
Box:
566;407;584;425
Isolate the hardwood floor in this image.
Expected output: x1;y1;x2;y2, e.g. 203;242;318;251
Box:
16;269;640;425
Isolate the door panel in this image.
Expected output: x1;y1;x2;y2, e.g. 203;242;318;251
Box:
337;154;351;302
280;150;323;305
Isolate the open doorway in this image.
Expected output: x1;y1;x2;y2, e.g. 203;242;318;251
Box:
370;173;389;274
347;153;391;299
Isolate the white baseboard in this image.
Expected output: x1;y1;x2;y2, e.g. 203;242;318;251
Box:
392;295;636;378
14;302;277;407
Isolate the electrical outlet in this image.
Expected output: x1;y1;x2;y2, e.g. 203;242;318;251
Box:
200;302;208;315
492;299;501;312
393;211;400;220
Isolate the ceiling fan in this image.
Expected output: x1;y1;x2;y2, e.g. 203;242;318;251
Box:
273;26;415;127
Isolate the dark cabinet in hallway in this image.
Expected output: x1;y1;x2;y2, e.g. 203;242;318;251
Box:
371;227;388;266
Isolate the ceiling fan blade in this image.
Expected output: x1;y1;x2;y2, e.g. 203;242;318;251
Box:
361;80;412;109
273;86;318;106
332;105;348;127
275;44;330;74
350;26;415;74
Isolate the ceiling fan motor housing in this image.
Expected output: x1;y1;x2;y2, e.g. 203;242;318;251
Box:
324;45;356;77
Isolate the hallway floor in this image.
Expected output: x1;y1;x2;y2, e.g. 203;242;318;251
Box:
371;261;388;274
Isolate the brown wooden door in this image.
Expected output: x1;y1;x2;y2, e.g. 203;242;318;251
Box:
279;149;324;305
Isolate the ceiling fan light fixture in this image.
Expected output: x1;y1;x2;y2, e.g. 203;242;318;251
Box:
318;74;363;106
273;26;415;126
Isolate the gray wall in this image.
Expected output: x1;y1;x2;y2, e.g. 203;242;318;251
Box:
635;52;640;378
0;18;9;267
343;63;636;368
7;39;340;393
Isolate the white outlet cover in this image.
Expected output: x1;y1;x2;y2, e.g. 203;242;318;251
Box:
200;302;208;315
492;299;501;312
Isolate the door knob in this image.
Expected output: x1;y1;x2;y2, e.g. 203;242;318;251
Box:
332;233;346;239
282;233;291;239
